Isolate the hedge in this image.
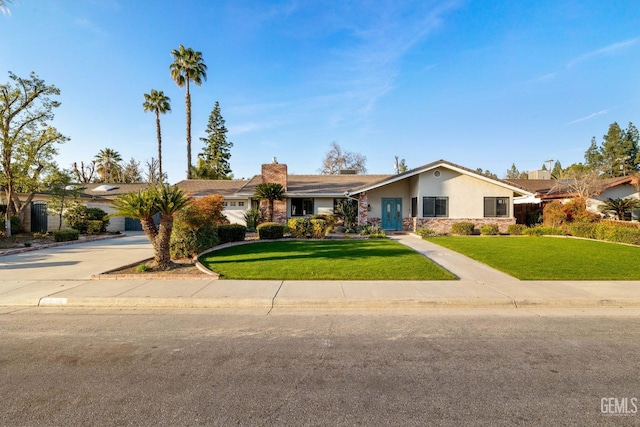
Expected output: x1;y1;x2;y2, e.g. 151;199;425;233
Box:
257;222;284;240
53;229;80;242
218;224;247;244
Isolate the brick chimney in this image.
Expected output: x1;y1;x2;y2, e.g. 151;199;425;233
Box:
261;157;287;190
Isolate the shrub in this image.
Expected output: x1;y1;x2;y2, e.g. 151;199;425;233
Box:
450;222;475;235
507;224;527;235
358;224;386;238
567;222;598;239
288;218;310;238
523;225;564;236
218;224;247;244
335;199;358;230
243;208;262;232
53;229;80;242
310;219;328;239
136;263;152;273
310;214;338;229
335;225;347;233
178;195;228;230
0;215;24;234
416;227;437;238
170;222;219;259
86;220;103;235
64;205;108;233
257;222;284;240
596;222;640;245
480;224;499;235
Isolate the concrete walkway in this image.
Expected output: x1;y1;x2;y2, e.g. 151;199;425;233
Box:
1;232;639;310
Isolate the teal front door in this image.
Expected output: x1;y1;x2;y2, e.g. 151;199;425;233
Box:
381;198;403;230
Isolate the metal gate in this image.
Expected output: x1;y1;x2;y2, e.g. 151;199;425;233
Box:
31;202;48;233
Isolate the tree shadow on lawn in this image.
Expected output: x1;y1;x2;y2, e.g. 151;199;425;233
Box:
200;242;412;265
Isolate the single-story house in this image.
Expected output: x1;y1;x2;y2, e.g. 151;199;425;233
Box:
176;159;533;233
19;183;152;233
507;176;640;221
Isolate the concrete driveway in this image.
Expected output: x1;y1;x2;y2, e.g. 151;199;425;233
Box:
0;232;153;281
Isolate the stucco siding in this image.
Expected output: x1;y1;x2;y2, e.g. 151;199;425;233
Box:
314;198;335;215
366;180;411;218
418;168;513;218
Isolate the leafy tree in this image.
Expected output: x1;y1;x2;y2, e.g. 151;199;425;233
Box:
394;156;407;174
111;185;190;269
0;71;68;236
193;101;233;179
121;157;143;183
94;148;123;183
254;182;285;222
142;89;170;181
45;168;80;230
63;205;109;233
505;163;520;179
319;142;367;174
170;44;207;180
598;198;640;221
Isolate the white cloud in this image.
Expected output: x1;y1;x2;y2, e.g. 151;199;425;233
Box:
567;38;639;68
566;109;609;125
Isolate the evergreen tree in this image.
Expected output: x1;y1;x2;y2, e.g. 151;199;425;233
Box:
551;161;563;179
584;122;639;176
193;101;233;180
505;163;520;179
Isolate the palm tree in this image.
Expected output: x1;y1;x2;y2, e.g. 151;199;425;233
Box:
94;148;123;183
254;183;285;222
169;44;207;180
143;89;171;182
111;185;190;270
598;198;640;221
0;0;12;16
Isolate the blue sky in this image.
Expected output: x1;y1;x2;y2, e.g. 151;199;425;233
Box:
2;0;639;182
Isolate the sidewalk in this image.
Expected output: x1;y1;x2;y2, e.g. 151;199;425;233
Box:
1;233;640;310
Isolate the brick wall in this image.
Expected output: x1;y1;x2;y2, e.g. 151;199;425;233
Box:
413;217;515;234
261;162;288;190
261;161;288;223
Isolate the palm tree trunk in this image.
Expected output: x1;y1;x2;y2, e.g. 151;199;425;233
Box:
267;200;274;222
185;78;192;179
155;111;163;181
155;214;174;270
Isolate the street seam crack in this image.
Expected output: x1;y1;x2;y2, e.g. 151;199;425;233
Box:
267;281;284;315
477;281;519;308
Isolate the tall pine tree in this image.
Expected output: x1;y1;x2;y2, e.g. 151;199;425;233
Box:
193;101;233;180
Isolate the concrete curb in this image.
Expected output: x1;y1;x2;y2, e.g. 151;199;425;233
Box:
0;233;125;257
30;296;640;310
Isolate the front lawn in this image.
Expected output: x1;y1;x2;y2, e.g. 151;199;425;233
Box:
199;239;456;280
427;236;640;280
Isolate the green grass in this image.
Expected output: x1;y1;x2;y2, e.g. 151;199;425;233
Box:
427;236;640;280
198;239;456;280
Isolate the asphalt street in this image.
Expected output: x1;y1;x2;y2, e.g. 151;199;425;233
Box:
2;308;639;426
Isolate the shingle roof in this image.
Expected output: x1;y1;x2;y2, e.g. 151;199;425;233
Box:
175;179;252;197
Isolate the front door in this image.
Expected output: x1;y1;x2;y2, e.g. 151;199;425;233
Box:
381;198;403;230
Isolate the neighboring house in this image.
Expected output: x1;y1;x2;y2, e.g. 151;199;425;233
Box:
176;159;532;233
23;183;151;233
507;176;640;221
